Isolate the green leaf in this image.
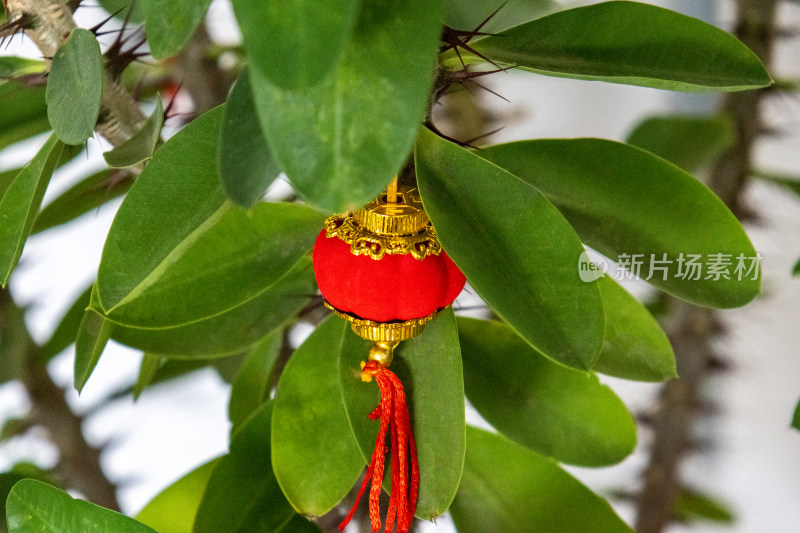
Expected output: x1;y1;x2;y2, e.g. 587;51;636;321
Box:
0;57;46;78
593;277;676;382
233;0;360;89
794;257;800;277
229;330;282;430
0;135;64;287
195;402;316;533
272;316;368;517
479;139;761;308
0;297;32;386
106;257;314;357
673;488;734;525
462;1;772;92
792;397;800;431
141;0;213;59
278;516;321;532
458;317;636;466
340;309;465;520
415;127;605;370
250;0;443;213
218;70;279;207
95;201;320;328
6;479;157;533
104;98;163;168
94;106;323;328
45;29;103;145
136;459;219;533
627;115;734;173
73;305;114;393
450;427;633;533
1;473;27;529
133;354;163;400
0;83;49;152
40;284;93;362
444;0;559;34
33;169;133;234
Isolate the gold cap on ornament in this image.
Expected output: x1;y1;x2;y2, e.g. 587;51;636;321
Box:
323;181;442;261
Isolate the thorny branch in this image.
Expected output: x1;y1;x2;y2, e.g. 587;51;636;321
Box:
635;1;777;531
5;0;146;146
0;289;121;511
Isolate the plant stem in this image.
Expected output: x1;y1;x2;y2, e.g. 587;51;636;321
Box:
635;1;776;531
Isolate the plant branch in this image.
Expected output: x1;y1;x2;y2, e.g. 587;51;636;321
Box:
635;1;776;531
7;0;146;146
0;289;120;511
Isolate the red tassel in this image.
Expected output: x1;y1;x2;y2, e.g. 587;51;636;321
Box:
339;360;419;533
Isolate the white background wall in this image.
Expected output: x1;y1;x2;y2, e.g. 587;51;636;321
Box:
1;1;799;532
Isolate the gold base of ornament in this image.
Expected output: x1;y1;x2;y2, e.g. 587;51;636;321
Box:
323;300;442;344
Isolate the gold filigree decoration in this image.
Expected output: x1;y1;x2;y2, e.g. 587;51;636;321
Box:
324;215;442;260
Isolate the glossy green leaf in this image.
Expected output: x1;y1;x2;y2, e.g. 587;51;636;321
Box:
444;0;559;33
229;330;282;430
104;98;163;168
106;257;314;356
792;398;800;431
233;0;360;89
46;29;103;145
462;1;772;92
340;309;465;520
793;258;800;277
450;427;633;533
134;354;163;400
479;139;761;308
73;303;114;392
278;516;321;532
593;277;676;382
99;200;319;328
1;473;27;529
0;168;18;199
40;284;93;362
673;488;734;525
626;115;734;173
218;70;279;207
0;83;49;151
95;106;226;309
415;127;604;370
458;317;636;466
272;316;368;516
195;402;313;533
250;0;443;213
0;57;46;78
0;294;32;385
141;0;213;59
33;169;133;234
136;459;219;533
94;106;323;328
6;479;156;533
0;135;64;287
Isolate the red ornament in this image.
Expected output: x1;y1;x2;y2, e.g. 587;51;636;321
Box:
312;181;465;533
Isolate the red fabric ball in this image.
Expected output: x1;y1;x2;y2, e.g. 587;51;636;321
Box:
312;230;466;323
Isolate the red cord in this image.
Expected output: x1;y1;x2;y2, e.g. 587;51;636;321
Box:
339;361;418;533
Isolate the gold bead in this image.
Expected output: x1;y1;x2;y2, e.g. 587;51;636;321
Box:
368;342;397;367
